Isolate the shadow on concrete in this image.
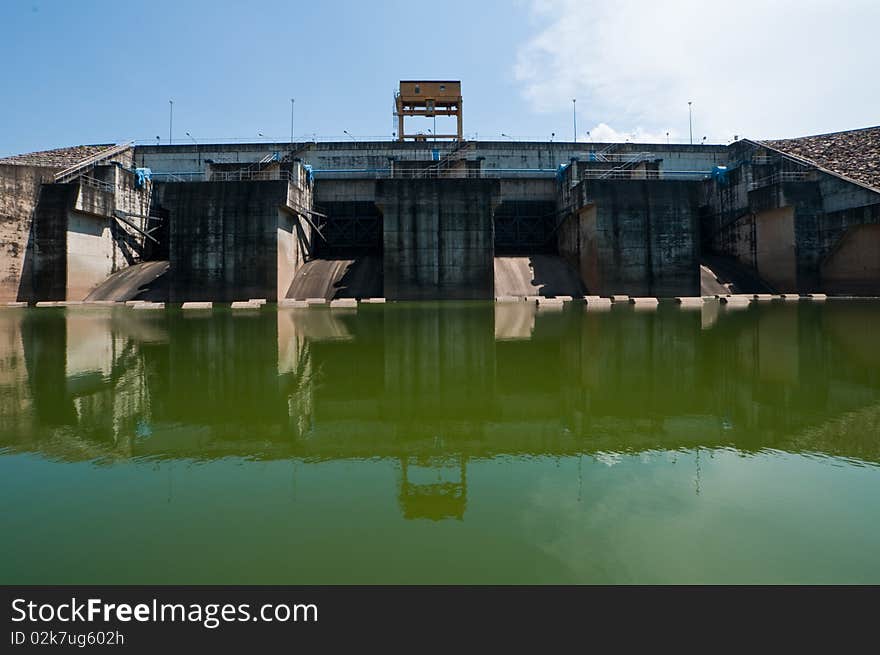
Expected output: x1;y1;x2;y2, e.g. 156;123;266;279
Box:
286;256;382;300
494;255;585;297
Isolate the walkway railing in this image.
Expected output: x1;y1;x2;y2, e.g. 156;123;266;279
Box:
580;169;711;180
79;175;115;193
748;170;812;190
151;170;293;182
151;167;713;182
54;142;133;183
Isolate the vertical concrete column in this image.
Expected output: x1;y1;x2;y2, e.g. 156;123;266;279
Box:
377;178;500;300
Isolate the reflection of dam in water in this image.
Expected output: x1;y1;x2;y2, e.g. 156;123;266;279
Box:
3;301;880;584
2;302;880;505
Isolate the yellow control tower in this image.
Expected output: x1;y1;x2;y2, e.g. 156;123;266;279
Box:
395;80;463;141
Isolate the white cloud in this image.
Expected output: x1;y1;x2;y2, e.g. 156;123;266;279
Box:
581;122;674;144
515;0;880;141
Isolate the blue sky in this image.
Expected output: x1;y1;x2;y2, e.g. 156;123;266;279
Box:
2;0;878;156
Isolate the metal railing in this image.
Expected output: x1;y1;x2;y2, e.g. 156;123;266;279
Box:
151;170;294;182
150;172;206;182
580;169;711;180
210;169;291;182
748;170;812;190
79;175;115;193
54;142;133;183
150;167;714;182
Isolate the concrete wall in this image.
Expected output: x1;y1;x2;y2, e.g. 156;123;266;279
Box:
377;179;499;300
31;184;76;301
0;165;56;301
277;210;303;301
821;224;880;294
702;140;880;293
157;180;306;302
754;206;796;290
66;211;117;300
559;179;700;296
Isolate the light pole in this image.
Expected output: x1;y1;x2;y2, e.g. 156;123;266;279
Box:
290;98;295;144
186;132;200;167
501;133;514;141
688;101;693;145
572;98;577;142
666;131;670;145
168;100;173;145
343;130;356;141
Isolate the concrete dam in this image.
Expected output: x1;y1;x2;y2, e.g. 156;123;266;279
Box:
3;125;880;304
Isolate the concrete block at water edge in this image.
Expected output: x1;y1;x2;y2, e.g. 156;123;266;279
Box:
780;294;801;300
35;301;59;307
675;297;704;307
125;300;147;306
231;301;259;309
537;297;564;310
495;296;521;303
248;298;267;305
361;297;386;304
630;297;659;306
721;296;750;306
584;295;603;302
1;302;28;308
330;298;358;309
279;299;309;308
182;302;213;310
305;298;327;306
133;302;165;310
752;294;774;301
611;295;630;303
555;295;574;302
807;293;828;300
525;295;541;304
585;298;612;311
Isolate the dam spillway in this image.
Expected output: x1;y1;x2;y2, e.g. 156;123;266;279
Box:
2;128;880;305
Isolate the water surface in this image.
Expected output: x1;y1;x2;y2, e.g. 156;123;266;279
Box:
1;300;879;583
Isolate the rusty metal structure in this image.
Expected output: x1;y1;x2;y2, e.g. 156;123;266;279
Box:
395;80;463;142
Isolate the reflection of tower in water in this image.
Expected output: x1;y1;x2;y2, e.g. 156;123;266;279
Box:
397;454;467;521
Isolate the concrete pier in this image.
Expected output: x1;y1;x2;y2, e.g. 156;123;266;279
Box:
377;179;499;300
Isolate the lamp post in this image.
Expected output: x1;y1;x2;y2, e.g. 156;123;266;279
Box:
343;130;356;141
688;101;693;145
290;98;295;144
168;100;173;145
501;133;514;141
186;131;200;167
572;98;577;142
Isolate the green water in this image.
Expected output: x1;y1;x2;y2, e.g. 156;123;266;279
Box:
1;300;879;584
